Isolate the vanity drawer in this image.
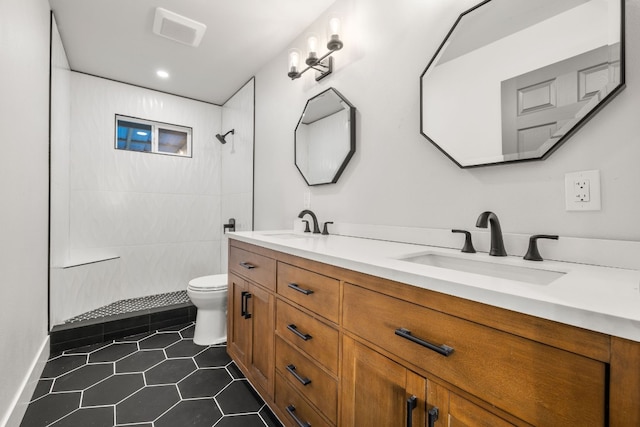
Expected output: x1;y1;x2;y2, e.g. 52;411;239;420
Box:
275;372;333;427
275;336;337;423
277;262;339;323
276;300;339;374
229;245;276;291
342;283;606;427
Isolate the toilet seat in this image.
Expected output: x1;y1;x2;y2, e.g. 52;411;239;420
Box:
188;274;228;292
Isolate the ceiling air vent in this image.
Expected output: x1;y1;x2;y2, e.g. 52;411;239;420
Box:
152;7;207;47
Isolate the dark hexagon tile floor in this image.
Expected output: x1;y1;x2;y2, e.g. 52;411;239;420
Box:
21;322;282;427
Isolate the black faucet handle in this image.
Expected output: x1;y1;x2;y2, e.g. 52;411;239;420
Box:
524;234;559;261
452;229;476;253
322;221;333;235
223;218;236;233
302;220;311;233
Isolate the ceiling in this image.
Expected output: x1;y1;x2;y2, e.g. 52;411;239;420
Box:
49;0;337;105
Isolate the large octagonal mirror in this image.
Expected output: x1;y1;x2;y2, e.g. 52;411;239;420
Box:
295;88;356;186
421;0;624;168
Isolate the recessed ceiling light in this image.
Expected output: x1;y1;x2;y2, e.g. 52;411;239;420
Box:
156;70;170;79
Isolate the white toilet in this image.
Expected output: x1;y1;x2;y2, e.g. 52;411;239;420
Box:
187;274;228;346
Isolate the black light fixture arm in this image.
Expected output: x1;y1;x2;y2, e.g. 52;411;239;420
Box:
289;49;336;80
288;17;344;82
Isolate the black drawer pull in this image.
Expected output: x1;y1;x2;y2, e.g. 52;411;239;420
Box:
428;406;439;427
239;262;255;270
241;291;252;319
288;283;314;295
395;328;454;357
286;405;311;427
287;324;312;341
406;395;417;427
286;364;312;386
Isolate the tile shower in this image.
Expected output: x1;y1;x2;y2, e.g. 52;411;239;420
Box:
50;11;254;332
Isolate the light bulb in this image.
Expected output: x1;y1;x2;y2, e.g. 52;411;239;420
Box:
329;17;341;37
288;49;300;78
327;17;343;51
307;35;318;55
306;34;319;66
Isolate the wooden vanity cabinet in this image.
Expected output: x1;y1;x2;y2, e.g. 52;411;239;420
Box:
227;239;640;427
342;335;428;427
428;380;516;427
227;245;276;398
274;261;341;427
342;283;606;426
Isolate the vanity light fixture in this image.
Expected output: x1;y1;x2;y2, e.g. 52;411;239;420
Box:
287;17;343;81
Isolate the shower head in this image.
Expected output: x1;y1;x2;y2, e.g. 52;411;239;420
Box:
215;129;235;144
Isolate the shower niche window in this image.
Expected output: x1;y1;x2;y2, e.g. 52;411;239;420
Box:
115;115;192;157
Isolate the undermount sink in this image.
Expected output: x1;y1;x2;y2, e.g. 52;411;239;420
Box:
400;253;565;285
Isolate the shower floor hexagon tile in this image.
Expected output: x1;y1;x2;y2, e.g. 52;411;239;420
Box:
21;323;282;427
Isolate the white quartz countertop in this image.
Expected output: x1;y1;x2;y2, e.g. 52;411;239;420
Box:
229;230;640;342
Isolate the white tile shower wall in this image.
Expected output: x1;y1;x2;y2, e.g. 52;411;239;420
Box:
221;79;255;273
49;73;223;325
51;242;219;323
50;15;72;268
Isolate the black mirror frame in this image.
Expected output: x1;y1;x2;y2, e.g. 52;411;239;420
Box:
419;0;626;168
294;87;356;186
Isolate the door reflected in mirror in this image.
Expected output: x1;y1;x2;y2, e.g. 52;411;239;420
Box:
295;88;356;185
420;0;624;168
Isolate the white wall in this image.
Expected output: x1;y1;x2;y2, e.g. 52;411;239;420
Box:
254;0;640;242
50;73;223;325
220;78;255;271
0;0;51;424
50;15;71;269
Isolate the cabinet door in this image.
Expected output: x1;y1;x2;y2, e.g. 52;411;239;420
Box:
428;380;515;427
247;282;275;397
342;336;426;427
227;273;250;367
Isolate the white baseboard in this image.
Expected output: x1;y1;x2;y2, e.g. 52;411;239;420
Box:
1;336;50;427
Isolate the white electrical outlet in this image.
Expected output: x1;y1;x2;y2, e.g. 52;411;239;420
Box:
573;179;590;202
565;170;601;211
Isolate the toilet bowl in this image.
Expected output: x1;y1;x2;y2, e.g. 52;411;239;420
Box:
187;274;228;346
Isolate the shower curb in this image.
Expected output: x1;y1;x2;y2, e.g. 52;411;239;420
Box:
49;302;196;354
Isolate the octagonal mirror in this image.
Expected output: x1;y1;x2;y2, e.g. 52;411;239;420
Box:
421;0;624;168
295;88;356;186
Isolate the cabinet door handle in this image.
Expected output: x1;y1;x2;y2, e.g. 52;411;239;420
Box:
241;291;252;319
288;283;314;295
287;324;312;341
286;364;312;386
286;405;311;427
428;406;439;427
406;395;417;427
287;323;313;341
239;262;255;269
240;291;248;317
395;328;454;357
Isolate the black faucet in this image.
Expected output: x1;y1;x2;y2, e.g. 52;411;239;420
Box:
298;210;321;234
476;211;507;256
